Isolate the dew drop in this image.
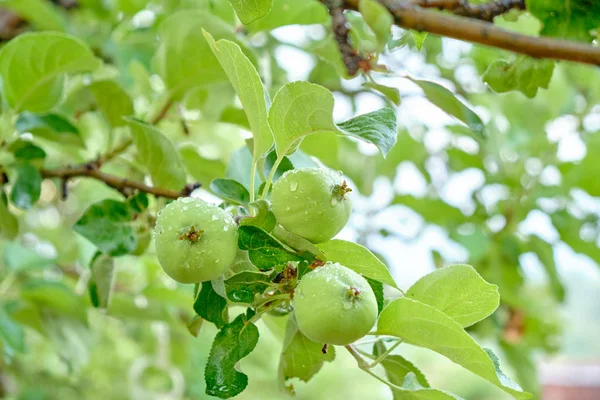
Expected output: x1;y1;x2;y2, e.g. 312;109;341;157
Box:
342;301;352;310
289;181;298;192
330;197;338;207
212;215;219;221
285;206;291;211
182;206;188;211
180;197;194;203
215;259;221;263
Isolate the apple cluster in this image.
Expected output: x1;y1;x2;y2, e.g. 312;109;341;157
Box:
154;168;378;345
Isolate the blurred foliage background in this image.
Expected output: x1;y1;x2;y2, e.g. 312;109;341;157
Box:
0;0;599;399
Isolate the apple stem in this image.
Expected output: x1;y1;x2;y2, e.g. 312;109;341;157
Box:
367;339;403;368
345;343;409;392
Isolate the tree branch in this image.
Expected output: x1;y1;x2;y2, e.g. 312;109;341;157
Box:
41;163;198;200
416;0;525;21
343;0;600;66
321;0;365;75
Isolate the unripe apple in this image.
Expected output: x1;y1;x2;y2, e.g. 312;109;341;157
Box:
271;168;352;243
154;197;238;283
293;262;377;345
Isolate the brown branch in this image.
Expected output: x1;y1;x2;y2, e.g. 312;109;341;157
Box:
320;0;364;76
41;164;197;200
416;0;525;21
343;0;600;66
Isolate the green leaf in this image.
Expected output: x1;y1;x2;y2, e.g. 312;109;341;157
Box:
3;241;55;271
238;225;302;270
0;32;100;112
408;78;485;139
346;12;380;54
528;235;565;302
21;280;88;322
224;271;272;303
406;264;500;327
179;144;227;187
269;83;396;157
229;0;272;24
268;81;337;156
15;112;83;147
204;33;274;161
366;277;384;314
315;35;351;79
527;0;600;42
362;82;401;105
73;199;137;257
483;56;555;98
126;192;149;213
500;341;539;397
153;10;256;99
11;142;46;162
88;253;115;309
400;373;464;399
272;225;325;261
10;164;42;210
205;312;259;398
337;107;398;156
279;314;335;386
210;178;251;205
0;0;65;31
377;298;531;399
194;281;228;329
412;31;428;50
125;118;187;191
220;106;251;129
89;80;135;128
0;191;18;239
240;200;277;232
316;240;397;288
247;0;328;33
393;195;464;226
359;0;393;47
0;306;25;354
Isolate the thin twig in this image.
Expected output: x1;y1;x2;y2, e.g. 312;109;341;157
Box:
45;97;182;199
416;0;525;21
96;138;133;166
41;164;190;199
149;98;174;125
343;0;600;66
94;98;173;166
345;345;411;391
